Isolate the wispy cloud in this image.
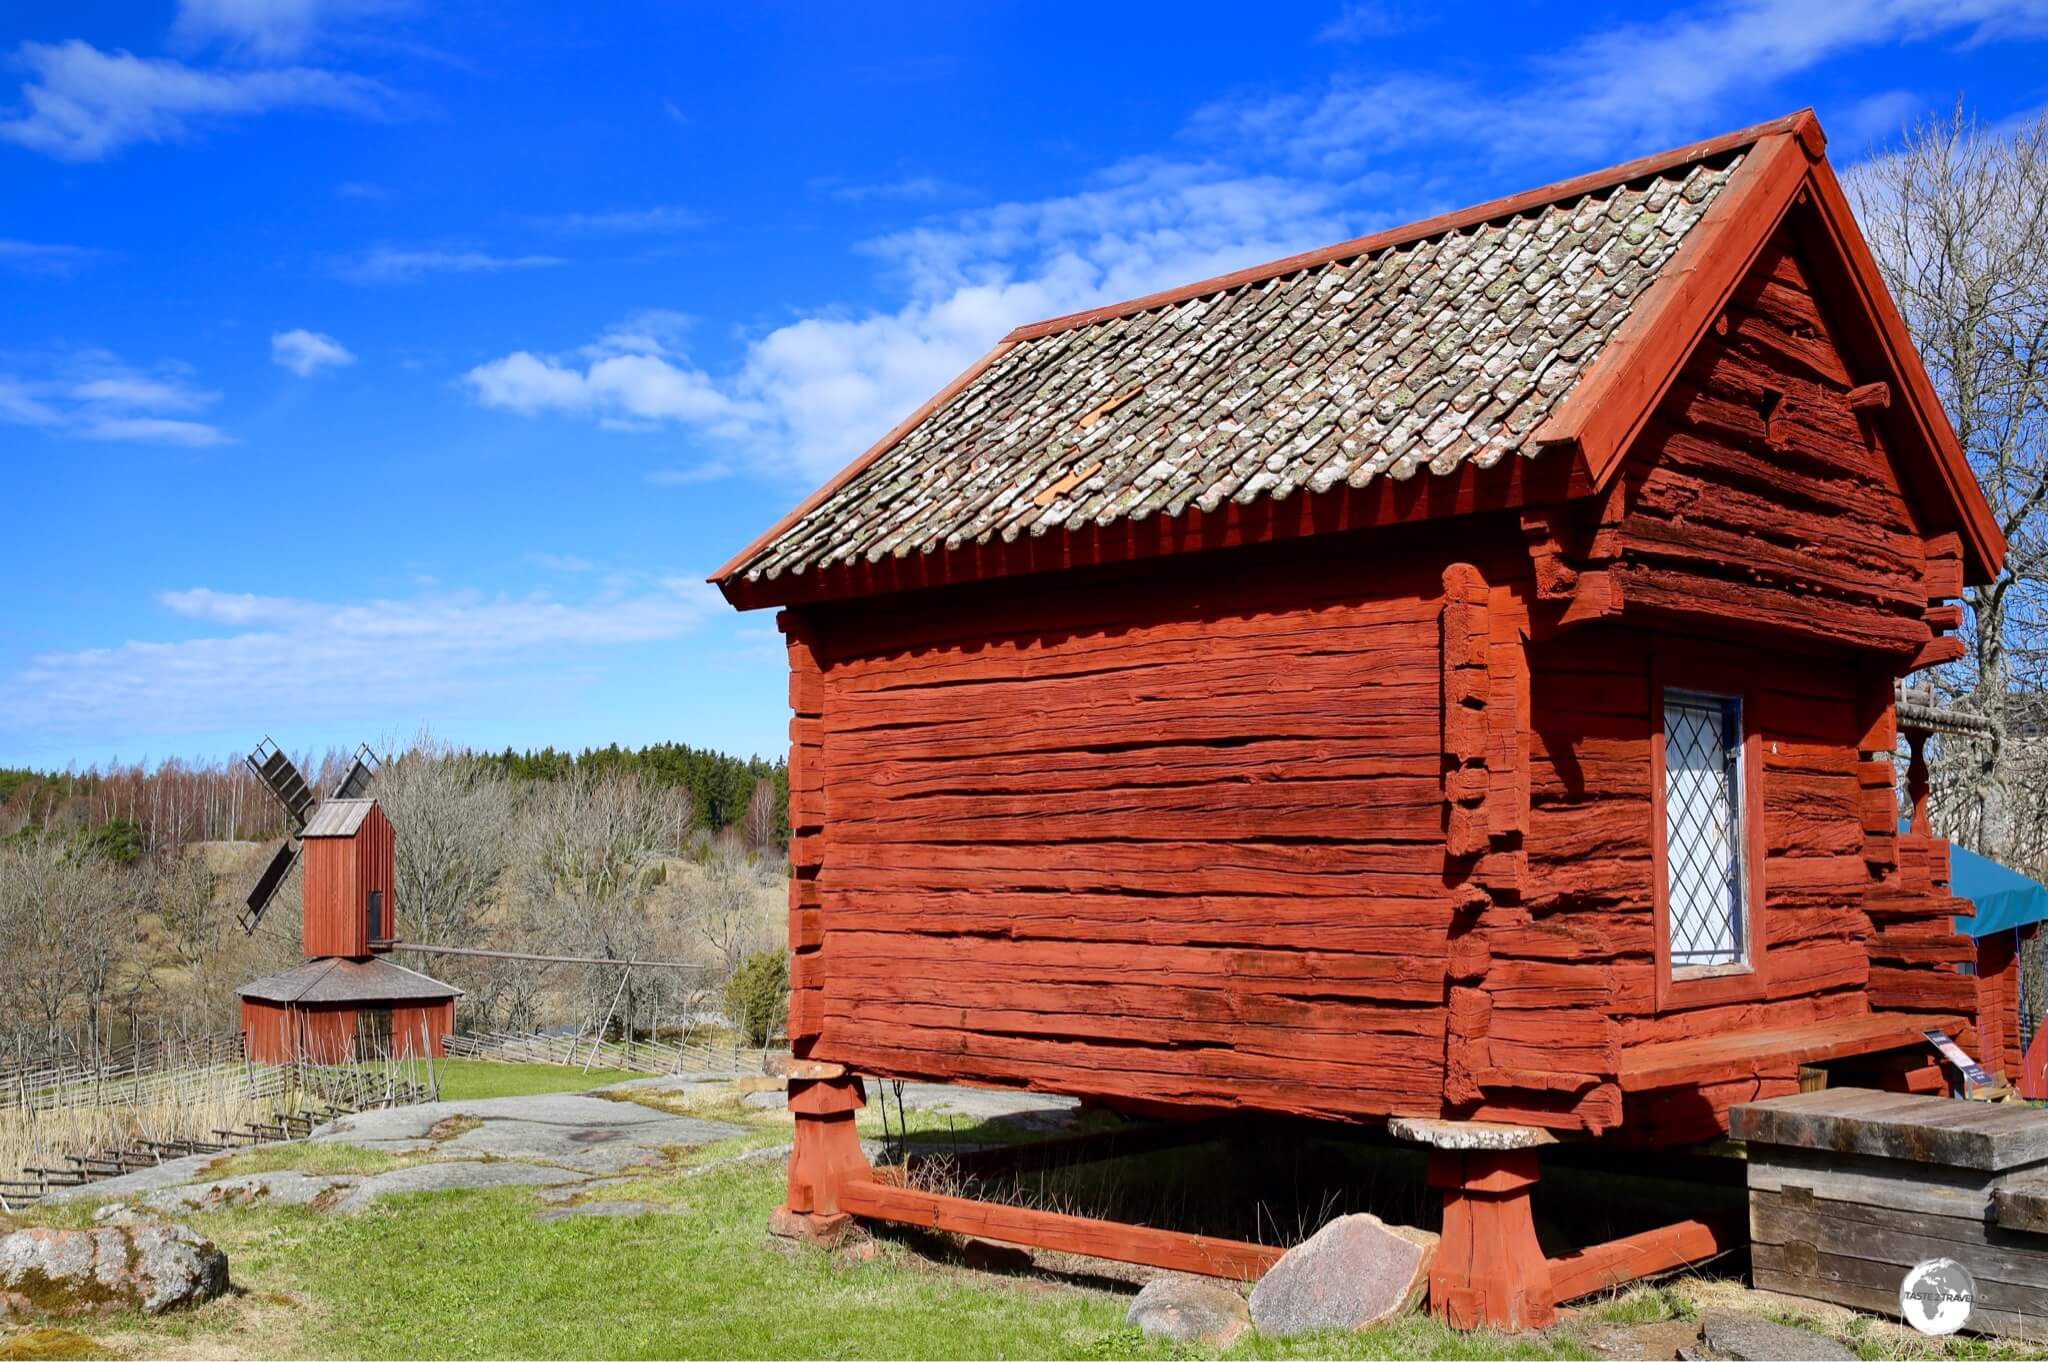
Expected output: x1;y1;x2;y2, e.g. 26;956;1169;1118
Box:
334;246;565;283
4;577;718;740
171;0;411;61
0;348;230;446
526;552;593;572
271;328;356;375
530;205;701;233
1316;2;1407;41
0;39;391;161
646;461;734;487
819;175;955;203
334;179;386;198
1198;0;2042;171
0;239;108;277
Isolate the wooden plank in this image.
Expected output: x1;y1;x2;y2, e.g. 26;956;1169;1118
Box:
1622;1018;1954;1093
1993;1171;2048;1236
1733;1084;2048;1171
1752;1194;2048;1290
1549;1214;1743;1303
838;1179;1285;1279
1753;1245;2045;1342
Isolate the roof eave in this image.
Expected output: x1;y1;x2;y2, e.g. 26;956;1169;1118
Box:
1535;113;2004;587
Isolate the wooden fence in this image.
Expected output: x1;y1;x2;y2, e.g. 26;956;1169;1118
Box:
443;1027;768;1078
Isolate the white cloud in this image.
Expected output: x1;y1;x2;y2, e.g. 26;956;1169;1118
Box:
0;239;107;277
0;349;230;446
1199;0;2048;170
532;205;701;233
525;552;593;572
271;328;356;375
464;161;1351;481
3;578;718;739
0;39;390;161
1317;2;1405;41
172;0;408;60
335;247;565;283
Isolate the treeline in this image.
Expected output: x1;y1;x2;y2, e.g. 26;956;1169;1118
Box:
481;743;789;843
2;739;788;856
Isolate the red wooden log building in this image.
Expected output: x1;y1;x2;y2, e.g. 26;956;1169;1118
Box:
712;110;2013;1325
238;798;460;1063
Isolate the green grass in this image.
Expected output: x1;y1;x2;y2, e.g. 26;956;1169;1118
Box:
426;1059;643;1101
45;1143;1595;1360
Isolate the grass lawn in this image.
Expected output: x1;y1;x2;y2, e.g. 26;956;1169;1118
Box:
10;1083;2032;1361
424;1059;644;1102
57;1150;1586;1362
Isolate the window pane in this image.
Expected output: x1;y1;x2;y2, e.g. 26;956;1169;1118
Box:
1665;692;1744;968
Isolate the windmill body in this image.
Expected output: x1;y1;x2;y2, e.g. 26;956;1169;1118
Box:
234;744;462;1063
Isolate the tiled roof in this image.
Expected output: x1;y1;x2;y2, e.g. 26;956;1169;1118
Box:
238;955;461;1004
724;150;1749;587
302;798;375;838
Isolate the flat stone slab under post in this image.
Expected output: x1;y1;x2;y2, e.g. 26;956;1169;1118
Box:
1390;1116;1557;1331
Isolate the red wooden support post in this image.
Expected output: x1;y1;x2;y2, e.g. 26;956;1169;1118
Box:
782;1075;870;1224
1428;1148;1555;1331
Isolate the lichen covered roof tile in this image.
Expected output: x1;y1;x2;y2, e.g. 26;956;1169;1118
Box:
734;153;1743;584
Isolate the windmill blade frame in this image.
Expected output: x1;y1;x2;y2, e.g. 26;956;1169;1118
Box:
245;736;317;830
240;838;300;935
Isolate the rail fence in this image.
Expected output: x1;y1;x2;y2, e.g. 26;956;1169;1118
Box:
443;1027;768;1078
0;1041;433;1211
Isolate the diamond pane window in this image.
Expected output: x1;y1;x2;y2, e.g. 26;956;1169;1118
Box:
1663;690;1746;969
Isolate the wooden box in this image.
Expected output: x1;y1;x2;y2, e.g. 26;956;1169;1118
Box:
1732;1088;2048;1341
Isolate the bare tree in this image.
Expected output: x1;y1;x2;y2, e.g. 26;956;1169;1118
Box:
0;832;139;1054
743;775;779;851
693;832;769;977
374;733;514;950
515;771;691;1040
1846;105;2048;865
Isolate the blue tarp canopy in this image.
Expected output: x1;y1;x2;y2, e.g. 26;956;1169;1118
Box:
1951;841;2048;938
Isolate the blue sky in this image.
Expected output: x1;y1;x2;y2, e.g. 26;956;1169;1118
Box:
5;0;2046;770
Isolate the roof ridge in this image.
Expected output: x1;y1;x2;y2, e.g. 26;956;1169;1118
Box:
1000;109;1822;346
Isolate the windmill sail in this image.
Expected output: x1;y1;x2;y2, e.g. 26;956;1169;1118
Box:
246;737;316;829
332;744;381;800
240;839;300;935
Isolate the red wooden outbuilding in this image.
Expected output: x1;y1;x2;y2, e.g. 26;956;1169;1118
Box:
238;798;460;1062
712;110;2012;1326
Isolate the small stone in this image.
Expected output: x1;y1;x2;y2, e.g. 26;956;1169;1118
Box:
1127;1277;1249;1346
1693;1311;1855;1361
0;1222;228;1318
1248;1214;1436;1337
741;1091;784;1110
767;1206;854;1247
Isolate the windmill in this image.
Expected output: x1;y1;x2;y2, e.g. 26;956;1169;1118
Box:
238;737;382;934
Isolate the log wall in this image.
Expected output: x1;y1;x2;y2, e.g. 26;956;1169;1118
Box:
788;532;1532;1123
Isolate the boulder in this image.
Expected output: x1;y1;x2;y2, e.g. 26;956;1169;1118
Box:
1688;1311;1855;1361
0;1222;228;1318
1127;1277;1249;1346
1248;1214;1436;1337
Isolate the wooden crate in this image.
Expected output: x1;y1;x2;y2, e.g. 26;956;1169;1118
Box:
1732;1088;2048;1342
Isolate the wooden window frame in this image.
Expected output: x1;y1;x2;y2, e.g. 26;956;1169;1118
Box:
1650;645;1769;1013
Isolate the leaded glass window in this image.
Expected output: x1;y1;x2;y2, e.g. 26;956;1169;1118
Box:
1664;690;1746;970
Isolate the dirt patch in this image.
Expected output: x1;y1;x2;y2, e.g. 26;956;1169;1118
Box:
425;1115;481;1142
